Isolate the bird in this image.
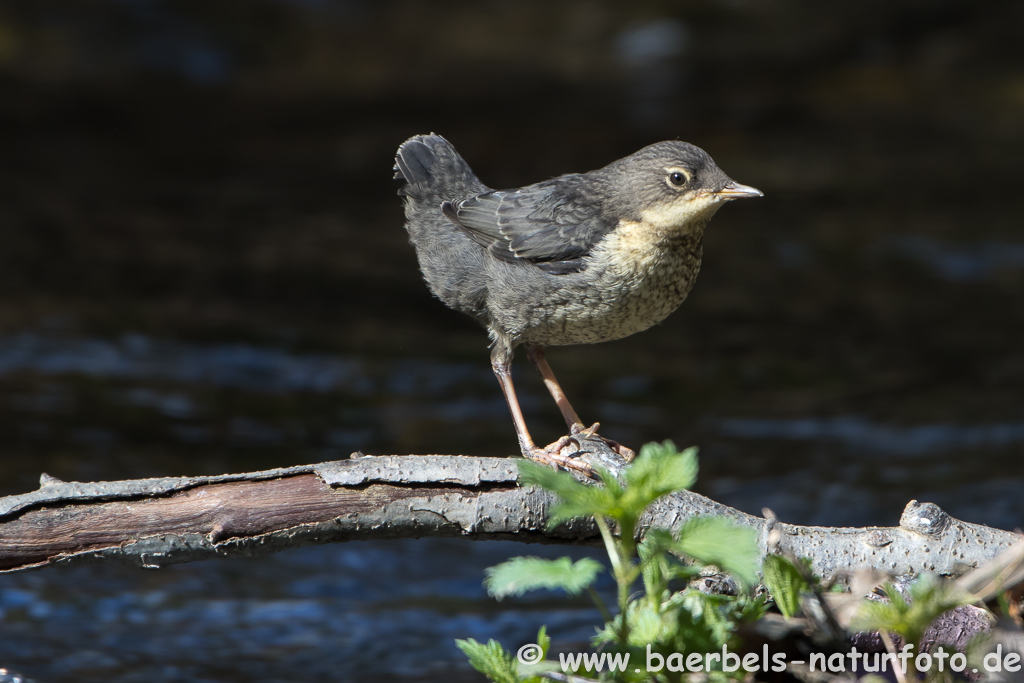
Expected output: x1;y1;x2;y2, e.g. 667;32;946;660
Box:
394;134;761;474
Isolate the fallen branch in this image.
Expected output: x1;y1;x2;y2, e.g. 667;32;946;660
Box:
1;448;1019;579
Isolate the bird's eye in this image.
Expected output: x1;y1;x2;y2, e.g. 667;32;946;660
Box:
668;171;687;187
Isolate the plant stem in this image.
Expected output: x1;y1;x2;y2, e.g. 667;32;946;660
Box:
588;586;613;625
879;631;909;683
595;516;632;648
596;517;622;577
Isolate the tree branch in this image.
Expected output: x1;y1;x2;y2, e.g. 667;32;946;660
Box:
1;450;1019;580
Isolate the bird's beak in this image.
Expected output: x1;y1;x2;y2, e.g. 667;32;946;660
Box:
715;181;763;200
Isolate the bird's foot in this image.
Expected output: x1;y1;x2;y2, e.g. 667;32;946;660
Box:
570;422;635;462
524;435;597;479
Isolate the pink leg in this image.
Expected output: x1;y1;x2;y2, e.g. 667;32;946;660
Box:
524;344;635;462
491;346;596;476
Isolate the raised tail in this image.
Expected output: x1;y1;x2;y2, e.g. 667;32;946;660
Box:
394;134;491;320
394;134;487;207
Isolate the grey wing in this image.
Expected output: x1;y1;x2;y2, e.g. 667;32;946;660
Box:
441;177;614;274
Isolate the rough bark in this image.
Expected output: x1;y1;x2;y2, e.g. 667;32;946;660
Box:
1;449;1020;579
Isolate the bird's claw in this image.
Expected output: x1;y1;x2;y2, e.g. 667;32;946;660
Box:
524;438;596;479
569;422;635;462
521;422;635;478
610;441;635;462
571;421;601;439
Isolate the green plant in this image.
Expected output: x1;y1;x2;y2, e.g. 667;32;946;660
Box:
852;573;972;680
761;554;812;619
457;627;553;683
457;441;763;682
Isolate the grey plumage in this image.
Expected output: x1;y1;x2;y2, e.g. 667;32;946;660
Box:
394;133;760;468
441;176;617;274
394;136;491;321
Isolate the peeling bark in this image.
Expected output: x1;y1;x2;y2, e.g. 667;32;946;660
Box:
0;450;1019;579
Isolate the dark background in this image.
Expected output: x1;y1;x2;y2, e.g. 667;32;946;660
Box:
0;1;1022;681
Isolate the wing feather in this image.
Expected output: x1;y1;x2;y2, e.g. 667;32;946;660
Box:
441;176;614;274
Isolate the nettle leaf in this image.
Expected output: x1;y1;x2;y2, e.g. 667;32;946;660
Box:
664;603;723;656
762;554;810;618
485;556;604;600
612;443;698;537
517;459;583;498
627;598;667;645
519;442;698;533
455;638;519;683
681;591;738;647
852;574;970;648
622;441;698;503
518;461;619;524
639;530;674;599
737;593;770;623
676;517;760;588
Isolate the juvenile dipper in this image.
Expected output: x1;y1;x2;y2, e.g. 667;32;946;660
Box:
395;134;761;473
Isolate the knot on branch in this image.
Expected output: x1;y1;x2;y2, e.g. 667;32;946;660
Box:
899;500;951;538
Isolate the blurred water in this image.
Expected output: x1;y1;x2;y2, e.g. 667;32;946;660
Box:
0;540;610;682
0;333;398;396
881;236;1024;282
717;416;1024;456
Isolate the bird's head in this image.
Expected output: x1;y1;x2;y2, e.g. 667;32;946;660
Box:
606;140;762;233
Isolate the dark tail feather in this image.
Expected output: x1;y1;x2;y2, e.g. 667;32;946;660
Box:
394;134;485;203
393;138;438;187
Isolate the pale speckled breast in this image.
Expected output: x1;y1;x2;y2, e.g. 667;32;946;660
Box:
491;220;705;347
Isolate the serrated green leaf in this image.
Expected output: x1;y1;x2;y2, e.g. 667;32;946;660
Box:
609;443;698;539
484;556;604;600
852;574;970;648
640;528;677;555
739;593;770;622
680;591;738;646
517;459;582;498
519;442;699;538
627;598;667;644
623;441;698;497
762;554;809;618
663;601;723;656
638;530;674;600
455;638;519;683
518;460;619;524
676;517;760;588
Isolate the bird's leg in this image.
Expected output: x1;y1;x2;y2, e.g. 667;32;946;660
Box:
524;344;635;462
524;344;583;429
490;346;595;477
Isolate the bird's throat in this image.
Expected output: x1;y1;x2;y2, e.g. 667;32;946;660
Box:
592;217;705;281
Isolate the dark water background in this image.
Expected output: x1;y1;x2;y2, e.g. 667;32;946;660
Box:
1;1;1022;680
